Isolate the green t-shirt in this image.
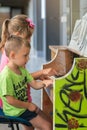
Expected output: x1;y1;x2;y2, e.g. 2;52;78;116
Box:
0;66;34;116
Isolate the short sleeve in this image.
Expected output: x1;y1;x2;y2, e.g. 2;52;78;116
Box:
24;68;34;83
0;74;14;97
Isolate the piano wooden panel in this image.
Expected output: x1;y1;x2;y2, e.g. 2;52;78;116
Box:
44;46;79;77
42;88;53;119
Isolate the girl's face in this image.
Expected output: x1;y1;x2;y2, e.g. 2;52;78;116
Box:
13;45;30;67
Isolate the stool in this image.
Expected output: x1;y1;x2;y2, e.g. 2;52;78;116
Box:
0;108;31;130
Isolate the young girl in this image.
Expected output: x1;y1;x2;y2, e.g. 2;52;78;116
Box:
0;35;53;130
0;14;57;105
0;14;56;79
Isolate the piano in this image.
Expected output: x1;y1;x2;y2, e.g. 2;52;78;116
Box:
42;45;80;123
42;14;87;128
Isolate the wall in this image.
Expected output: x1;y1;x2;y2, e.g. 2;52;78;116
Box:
46;0;60;60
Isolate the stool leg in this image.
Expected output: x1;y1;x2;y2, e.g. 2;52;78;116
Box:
16;124;20;130
10;123;14;130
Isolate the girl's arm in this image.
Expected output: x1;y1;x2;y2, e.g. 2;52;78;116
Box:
31;69;44;80
31;68;57;80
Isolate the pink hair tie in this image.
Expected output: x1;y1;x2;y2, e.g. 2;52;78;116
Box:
26;18;35;29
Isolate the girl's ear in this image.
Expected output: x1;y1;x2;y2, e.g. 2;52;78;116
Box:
9;51;15;59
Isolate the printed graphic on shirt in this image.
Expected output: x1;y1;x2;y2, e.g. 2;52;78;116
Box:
13;76;28;101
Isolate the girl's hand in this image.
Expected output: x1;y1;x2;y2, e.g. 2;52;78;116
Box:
40;68;57;80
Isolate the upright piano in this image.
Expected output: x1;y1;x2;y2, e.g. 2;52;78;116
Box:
42;45;80;123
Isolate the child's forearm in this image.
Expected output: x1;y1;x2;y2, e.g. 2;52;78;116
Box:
30;78;53;90
6;95;37;112
30;80;46;89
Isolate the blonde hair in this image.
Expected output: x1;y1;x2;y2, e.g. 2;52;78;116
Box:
5;35;31;57
0;14;34;50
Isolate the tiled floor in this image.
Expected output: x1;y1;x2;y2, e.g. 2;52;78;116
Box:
0;55;47;130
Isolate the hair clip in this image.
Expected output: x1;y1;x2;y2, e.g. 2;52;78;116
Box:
26;19;35;29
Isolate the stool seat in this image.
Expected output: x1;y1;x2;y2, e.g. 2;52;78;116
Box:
0;108;31;130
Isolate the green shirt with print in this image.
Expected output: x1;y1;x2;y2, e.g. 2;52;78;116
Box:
0;66;34;116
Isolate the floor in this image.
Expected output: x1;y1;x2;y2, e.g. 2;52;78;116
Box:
0;54;47;130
